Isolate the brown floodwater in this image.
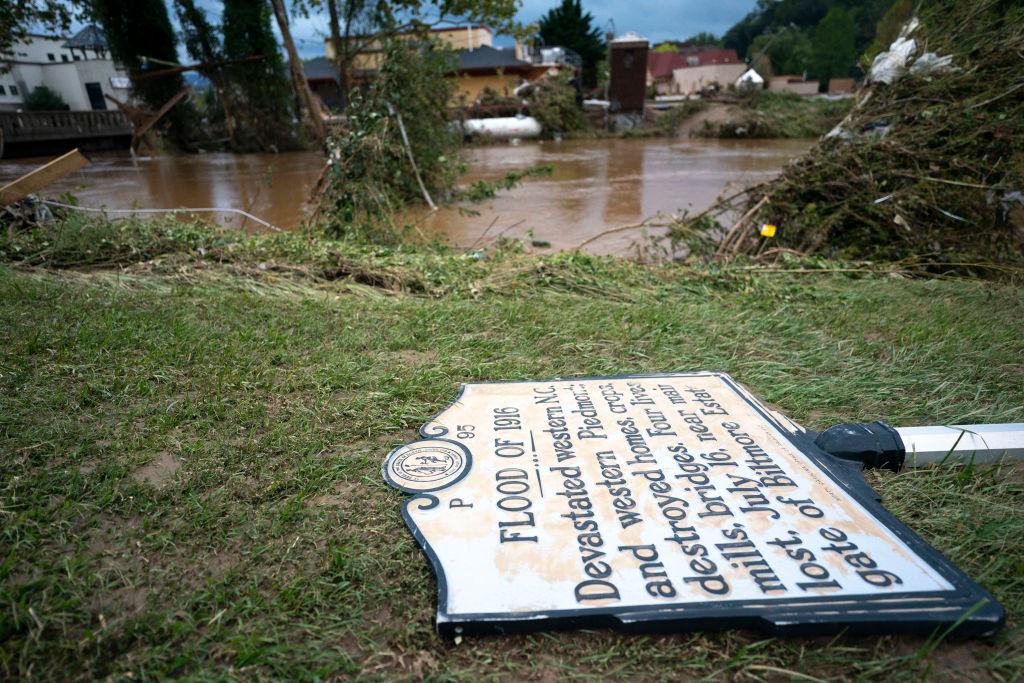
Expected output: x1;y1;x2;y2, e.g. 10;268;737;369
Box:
0;137;811;254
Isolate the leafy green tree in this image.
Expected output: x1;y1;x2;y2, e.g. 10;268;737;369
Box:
90;0;196;146
24;85;69;110
861;0;913;69
723;0;896;61
173;0;239;146
538;0;605;87
847;0;899;58
723;0;828;59
683;32;722;47
812;6;856;87
173;0;221;65
0;1;76;73
749;25;813;77
222;0;297;151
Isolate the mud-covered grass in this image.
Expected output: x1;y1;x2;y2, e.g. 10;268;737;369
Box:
1;219;1023;680
694;91;852;139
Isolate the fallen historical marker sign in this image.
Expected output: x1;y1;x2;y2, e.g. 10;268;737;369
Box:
382;372;1004;637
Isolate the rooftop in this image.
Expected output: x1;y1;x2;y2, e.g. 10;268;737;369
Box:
456;45;530;72
610;31;648;45
302;56;339;82
63;24;108;51
648;47;741;78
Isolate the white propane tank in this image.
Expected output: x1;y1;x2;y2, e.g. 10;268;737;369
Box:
462;115;542;139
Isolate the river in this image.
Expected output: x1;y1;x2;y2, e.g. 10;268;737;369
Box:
1;137;811;255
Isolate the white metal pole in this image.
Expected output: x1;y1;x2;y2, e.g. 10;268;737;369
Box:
896;423;1024;466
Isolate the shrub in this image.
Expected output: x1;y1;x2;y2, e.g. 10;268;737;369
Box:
528;71;587;135
23;86;69;111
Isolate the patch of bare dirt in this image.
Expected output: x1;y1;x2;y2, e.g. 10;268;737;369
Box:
864;330;893;342
308;480;359;507
892;638;1003;682
131;451;181;487
379;429;419;447
676;102;740;136
92;585;149;620
1003;460;1024;486
392;349;438;366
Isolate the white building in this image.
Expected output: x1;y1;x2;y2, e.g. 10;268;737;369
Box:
670;63;747;95
0;25;131;112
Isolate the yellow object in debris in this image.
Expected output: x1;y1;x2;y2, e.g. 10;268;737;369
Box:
760;223;777;238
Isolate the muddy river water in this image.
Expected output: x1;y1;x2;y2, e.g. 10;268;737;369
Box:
1;137;811;255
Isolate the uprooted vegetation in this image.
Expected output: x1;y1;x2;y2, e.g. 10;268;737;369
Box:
310;39;560;243
312;38;462;243
670;0;1024;265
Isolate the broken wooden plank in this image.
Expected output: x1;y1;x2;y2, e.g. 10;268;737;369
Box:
0;148;90;206
132;88;189;151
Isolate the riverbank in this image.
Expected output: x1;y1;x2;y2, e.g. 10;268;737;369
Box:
556;93;850;141
1;137;811;254
2;216;1022;679
690;92;852;139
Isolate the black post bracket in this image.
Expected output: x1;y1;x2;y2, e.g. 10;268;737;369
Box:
814;420;906;472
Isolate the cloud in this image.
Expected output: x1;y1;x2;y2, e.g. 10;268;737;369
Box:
513;0;758;44
72;0;760;64
281;0;760;56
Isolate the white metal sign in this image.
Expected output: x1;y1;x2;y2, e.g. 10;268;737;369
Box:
383;372;1003;636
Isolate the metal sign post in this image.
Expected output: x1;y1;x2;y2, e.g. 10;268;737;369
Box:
812;421;1024;470
897;424;1024;465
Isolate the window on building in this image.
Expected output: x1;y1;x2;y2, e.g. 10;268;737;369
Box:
62;54;69;62
10;85;18;95
73;55;80;61
48;53;56;61
0;85;6;95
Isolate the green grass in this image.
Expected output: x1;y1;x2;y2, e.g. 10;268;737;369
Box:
1;222;1023;680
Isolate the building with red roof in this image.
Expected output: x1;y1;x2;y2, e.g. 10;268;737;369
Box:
647;46;742;95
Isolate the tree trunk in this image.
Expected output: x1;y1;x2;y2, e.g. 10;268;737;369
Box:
340;0;363;108
173;0;236;145
325;0;349;109
268;0;326;141
326;0;342;72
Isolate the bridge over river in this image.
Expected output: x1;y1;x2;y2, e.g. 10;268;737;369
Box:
0;110;132;159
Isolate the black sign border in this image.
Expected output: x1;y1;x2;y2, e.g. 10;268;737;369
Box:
386;371;1005;637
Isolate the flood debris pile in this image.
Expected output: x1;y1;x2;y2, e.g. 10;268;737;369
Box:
694;91;851;140
680;0;1024;266
312;39;461;243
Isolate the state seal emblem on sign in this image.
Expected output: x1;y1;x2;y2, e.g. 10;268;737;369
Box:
381;372;1004;638
385;440;470;493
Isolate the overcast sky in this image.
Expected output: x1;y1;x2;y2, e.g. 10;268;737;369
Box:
205;0;759;59
512;0;758;46
69;0;760;60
